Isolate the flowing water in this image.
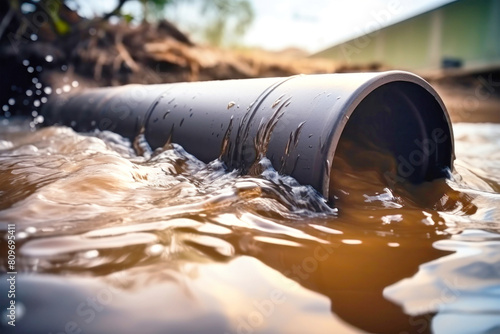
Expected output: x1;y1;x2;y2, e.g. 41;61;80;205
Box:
0;118;499;334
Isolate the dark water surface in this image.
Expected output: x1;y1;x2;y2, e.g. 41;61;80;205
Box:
0;119;499;333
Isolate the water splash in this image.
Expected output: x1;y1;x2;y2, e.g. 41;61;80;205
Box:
0;120;499;334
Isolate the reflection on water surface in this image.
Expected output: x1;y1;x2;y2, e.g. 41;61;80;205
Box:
0;120;499;333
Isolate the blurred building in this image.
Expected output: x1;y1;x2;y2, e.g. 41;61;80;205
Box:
313;0;500;72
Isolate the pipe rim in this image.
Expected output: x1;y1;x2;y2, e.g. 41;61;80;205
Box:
322;70;454;198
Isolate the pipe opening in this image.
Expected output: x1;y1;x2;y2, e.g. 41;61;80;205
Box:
330;81;453;202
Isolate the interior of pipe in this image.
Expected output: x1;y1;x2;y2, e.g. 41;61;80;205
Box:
329;81;453;199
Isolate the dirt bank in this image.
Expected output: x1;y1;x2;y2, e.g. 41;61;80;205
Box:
1;2;498;123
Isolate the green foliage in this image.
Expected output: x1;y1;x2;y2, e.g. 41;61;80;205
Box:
122;13;135;23
76;0;255;47
199;0;254;47
130;0;254;47
140;0;176;22
44;0;71;35
10;0;71;35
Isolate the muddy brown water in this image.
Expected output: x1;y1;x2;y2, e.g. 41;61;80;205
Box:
0;119;499;334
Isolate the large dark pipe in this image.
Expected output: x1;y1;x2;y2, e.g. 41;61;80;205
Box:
41;71;454;200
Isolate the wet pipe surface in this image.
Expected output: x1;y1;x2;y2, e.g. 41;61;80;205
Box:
0;119;499;333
